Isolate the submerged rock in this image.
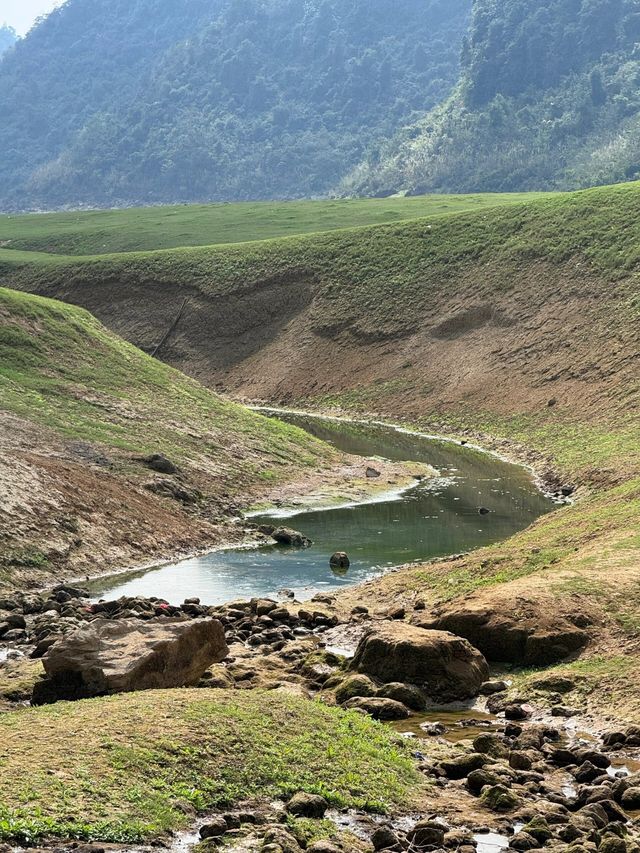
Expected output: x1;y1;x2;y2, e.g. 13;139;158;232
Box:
32;617;227;704
349;622;489;701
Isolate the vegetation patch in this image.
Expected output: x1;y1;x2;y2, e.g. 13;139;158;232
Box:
0;689;420;844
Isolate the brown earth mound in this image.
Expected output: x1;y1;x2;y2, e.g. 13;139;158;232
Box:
415;597;591;665
20;260;637;444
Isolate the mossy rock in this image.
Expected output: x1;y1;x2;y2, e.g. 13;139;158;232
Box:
334;673;379;705
522;817;553;844
480;784;521;812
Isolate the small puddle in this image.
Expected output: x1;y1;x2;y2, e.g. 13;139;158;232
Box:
392;707;500;743
609;758;640;777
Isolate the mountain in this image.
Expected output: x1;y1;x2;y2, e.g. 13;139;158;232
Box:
346;0;640;195
0;0;470;211
0;25;17;57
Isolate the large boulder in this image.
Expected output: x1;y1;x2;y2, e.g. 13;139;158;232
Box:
415;598;589;665
32;618;227;704
349;623;489;701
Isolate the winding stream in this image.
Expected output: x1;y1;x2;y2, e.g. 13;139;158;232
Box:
91;413;556;604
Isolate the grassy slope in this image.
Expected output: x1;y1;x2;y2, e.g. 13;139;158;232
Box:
1;184;637;478
1;182;637;322
0;689;420;843
0;193;547;256
0;286;327;468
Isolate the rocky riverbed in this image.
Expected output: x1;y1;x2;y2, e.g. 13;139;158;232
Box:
2;585;640;853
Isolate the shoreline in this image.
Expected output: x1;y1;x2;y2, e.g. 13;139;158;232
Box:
55;407;561;602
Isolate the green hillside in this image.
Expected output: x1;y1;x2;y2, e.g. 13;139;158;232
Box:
0;0;469;211
0;193;544;256
0;287;326;466
0;690;419;843
347;0;640;196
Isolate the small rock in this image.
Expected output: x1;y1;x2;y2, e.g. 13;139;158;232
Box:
306;843;341;853
480;679;508;695
510;751;533;771
142;453;179;474
510;832;541;851
334;673;378;704
420;721;446;736
366;466;381;478
480;784;521;812
504;704;530;721
377;681;427;711
599;837;628;853
385;606;406;620
329;552;350;569
551;705;577;718
574;761;604;783
408;819;445;848
440;752;487;779
272;527;312;548
372;825;401;851
621;787;640;809
473;733;509;758
200;817;228;838
287;792;328;818
522;817;553;844
343;696;410;720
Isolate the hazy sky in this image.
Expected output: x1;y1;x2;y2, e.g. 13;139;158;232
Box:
2;0;64;36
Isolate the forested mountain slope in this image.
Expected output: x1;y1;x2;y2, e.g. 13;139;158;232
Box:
347;0;640;195
0;0;470;211
0;26;17;58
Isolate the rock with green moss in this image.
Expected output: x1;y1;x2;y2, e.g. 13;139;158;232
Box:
467;767;502;794
509;832;541;851
522;817;553;844
343;696;410;720
599;837;628;853
262;825;304;853
334;672;379;705
440;752;487;780
473;732;509;758
480;783;521;812
287;792;328;819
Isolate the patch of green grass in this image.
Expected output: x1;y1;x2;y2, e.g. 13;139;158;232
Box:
0;193;547;256
286;816;337;846
0;689;420;844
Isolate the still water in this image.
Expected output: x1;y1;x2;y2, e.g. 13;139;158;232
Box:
91;413;556;604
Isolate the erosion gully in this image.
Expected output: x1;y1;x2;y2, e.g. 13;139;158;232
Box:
5;412;639;853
